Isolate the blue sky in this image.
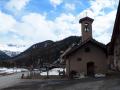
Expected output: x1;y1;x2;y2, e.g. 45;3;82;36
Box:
0;0;119;51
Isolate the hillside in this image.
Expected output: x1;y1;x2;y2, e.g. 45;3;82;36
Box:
3;50;20;57
0;50;10;60
11;36;81;67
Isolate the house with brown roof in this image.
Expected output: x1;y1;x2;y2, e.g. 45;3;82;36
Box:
61;16;108;78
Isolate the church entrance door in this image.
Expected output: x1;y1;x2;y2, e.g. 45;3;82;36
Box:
87;62;95;76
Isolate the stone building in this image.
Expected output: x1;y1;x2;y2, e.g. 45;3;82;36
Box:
108;1;120;71
61;16;108;77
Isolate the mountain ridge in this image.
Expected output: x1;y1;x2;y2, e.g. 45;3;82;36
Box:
9;36;81;67
0;50;10;60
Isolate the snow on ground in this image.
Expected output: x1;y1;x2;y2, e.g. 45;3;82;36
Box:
0;67;65;76
95;73;106;78
0;67;28;75
41;68;65;75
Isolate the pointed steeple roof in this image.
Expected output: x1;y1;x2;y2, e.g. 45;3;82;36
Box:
79;16;94;23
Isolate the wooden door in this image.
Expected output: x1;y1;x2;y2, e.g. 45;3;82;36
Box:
87;62;95;76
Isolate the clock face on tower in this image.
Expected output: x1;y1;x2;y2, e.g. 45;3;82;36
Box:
84;23;89;32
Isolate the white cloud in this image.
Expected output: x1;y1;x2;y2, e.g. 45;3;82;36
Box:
89;0;119;16
93;10;116;34
50;0;63;8
0;9;117;51
0;0;119;51
0;11;16;33
0;44;27;52
19;13;80;42
18;13;57;43
64;3;76;11
53;13;80;39
5;0;30;12
93;10;117;44
76;0;119;44
88;0;119;44
95;32;112;44
0;10;81;51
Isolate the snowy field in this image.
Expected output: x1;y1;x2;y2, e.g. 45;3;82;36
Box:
0;67;105;78
41;68;65;75
0;67;65;76
0;67;28;75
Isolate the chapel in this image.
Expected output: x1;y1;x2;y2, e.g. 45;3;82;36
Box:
61;16;108;77
61;1;120;78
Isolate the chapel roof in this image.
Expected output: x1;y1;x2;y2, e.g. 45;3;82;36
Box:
79;16;94;23
61;38;106;59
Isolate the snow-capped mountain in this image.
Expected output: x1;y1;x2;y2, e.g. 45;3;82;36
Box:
0;44;28;57
0;50;10;60
0;44;27;52
3;50;21;57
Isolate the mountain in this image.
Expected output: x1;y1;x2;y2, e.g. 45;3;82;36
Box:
0;50;10;60
7;44;26;48
0;43;27;53
10;36;81;67
3;50;21;57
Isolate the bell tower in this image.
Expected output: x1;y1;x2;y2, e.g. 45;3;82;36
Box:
79;17;94;42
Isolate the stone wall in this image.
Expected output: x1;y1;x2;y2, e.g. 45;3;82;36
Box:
114;35;120;70
65;42;107;76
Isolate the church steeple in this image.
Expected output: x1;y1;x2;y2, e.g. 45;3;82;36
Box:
79;17;94;42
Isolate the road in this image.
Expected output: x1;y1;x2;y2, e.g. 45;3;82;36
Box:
0;72;27;89
1;75;120;90
1;77;120;90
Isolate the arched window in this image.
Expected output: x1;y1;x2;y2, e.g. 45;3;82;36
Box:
84;23;89;32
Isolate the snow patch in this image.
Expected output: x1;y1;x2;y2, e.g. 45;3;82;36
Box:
41;68;64;75
0;67;28;75
95;73;106;78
